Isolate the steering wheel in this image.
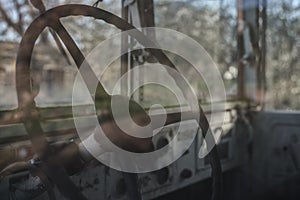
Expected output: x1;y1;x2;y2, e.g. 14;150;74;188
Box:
15;4;222;200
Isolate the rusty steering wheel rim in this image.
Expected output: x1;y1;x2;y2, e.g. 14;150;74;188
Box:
15;4;222;200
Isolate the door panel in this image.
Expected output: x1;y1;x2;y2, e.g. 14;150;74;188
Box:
251;111;300;199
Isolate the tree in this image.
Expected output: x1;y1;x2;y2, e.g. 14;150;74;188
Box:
0;0;38;41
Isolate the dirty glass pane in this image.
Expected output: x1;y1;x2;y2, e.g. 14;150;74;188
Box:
0;0;121;110
0;0;237;111
265;0;300;110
